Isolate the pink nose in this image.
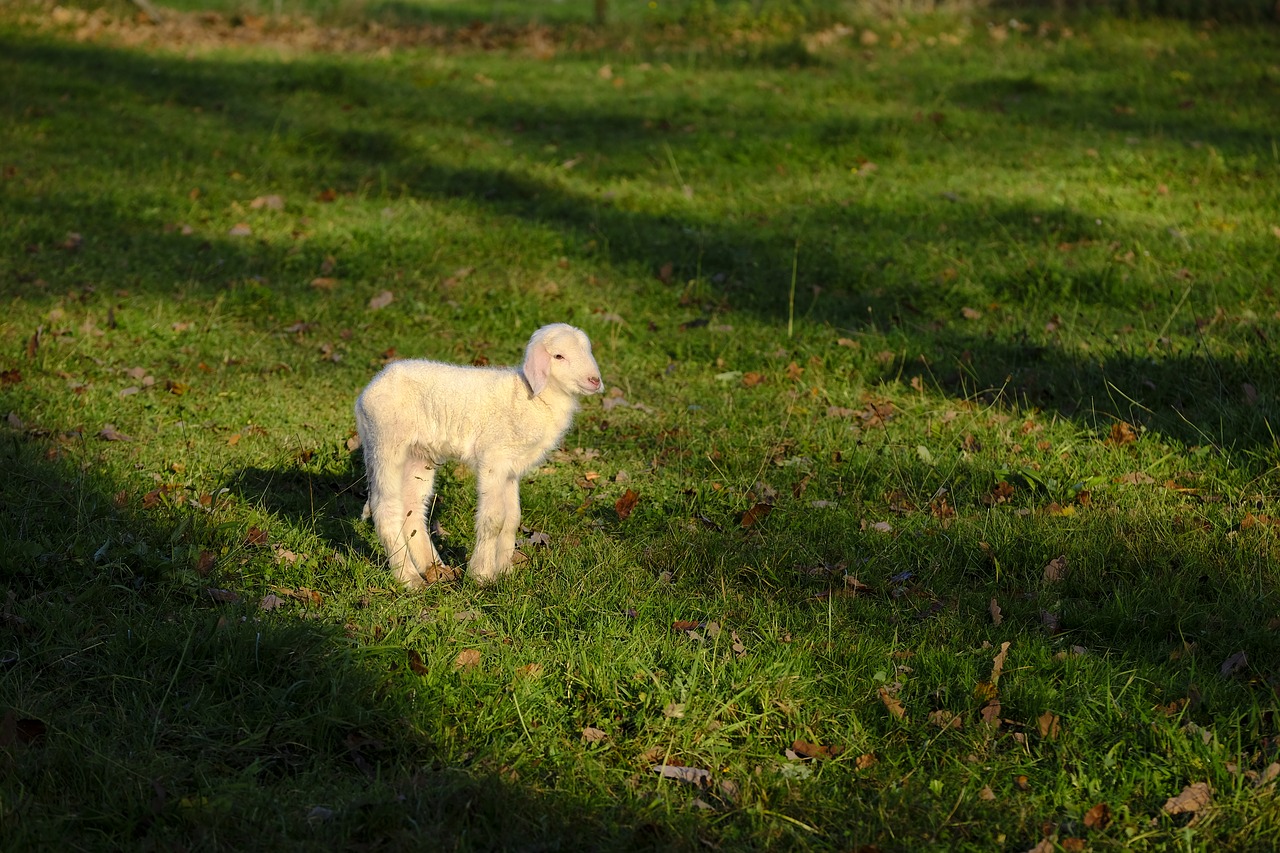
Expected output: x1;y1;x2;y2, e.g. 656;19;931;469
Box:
586;376;601;390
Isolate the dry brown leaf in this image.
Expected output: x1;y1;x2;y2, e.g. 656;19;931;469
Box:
855;752;878;770
1061;839;1085;853
454;649;481;670
615;488;640;520
1219;650;1248;677
249;194;284;210
740;502;773;528
244;526;268;547
1115;471;1156;485
792;739;845;760
929;709;963;730
367;290;394;310
989;597;1003;626
878;686;906;720
259;593;287;611
195;550;216;576
205;587;240;604
99;423;133;442
961;306;982;320
978;785;996;801
1162;781;1211;816
581;726;608;743
1084;802;1112;830
1043;555;1068;583
407;649;429;676
1108;421;1138;445
980;699;1002;726
1014;774;1030;791
653;764;709;786
1037;710;1061;740
515;663;544;679
991;641;1011;684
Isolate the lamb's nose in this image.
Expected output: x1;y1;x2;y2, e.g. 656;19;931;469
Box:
587;376;601;390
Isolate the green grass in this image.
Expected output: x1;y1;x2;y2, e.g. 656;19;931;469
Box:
3;1;1280;849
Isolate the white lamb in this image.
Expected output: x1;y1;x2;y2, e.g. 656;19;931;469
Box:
355;323;602;587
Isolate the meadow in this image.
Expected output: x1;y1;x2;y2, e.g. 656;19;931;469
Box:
2;0;1280;848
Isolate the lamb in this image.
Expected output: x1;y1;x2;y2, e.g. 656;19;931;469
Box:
355;323;602;587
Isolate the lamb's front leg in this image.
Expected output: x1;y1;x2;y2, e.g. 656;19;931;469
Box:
470;468;519;584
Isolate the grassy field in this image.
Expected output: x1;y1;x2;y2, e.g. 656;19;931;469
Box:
3;0;1280;849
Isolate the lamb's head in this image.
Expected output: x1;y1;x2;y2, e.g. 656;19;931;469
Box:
522;323;602;398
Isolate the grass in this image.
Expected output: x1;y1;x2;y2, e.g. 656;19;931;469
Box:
2;0;1280;849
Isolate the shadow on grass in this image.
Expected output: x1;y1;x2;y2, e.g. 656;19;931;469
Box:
4;33;1278;466
0;430;722;849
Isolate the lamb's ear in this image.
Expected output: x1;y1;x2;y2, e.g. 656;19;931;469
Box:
522;333;552;397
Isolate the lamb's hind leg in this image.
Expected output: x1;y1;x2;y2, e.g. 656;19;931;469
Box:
366;446;417;588
400;458;451;581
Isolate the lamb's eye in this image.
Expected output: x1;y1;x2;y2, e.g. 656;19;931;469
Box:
553;354;566;360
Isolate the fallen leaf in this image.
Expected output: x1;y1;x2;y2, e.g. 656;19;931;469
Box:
195;550;216;576
1025;840;1054;853
989;598;1003;626
663;702;686;718
742;371;766;388
652;764;709;786
980;699;1002;725
582;726;608;743
367;290;394;310
99;424;133;442
1084;802;1112;830
615;488;640;520
672;620;700;631
1061;839;1086;853
407;649;429;676
1219;650;1248;677
1115;471;1156;485
1107;421;1139;445
1014;774;1030;791
878;686;906;720
515;663;543;679
792;739;845;759
1037;711;1061;740
982;481;1015;506
1043;555;1068;583
244;526;268;547
227;222;252;237
259;593;287;611
990;641;1011;684
206;587;241;604
731;630;747;658
1162;781;1211;816
740;502;773;528
454;649;481;670
929;709;963;730
961;306;983;320
249;194;285;210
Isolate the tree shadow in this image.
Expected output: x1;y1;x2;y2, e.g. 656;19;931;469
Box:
0;421;727;849
5;33;1278;465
